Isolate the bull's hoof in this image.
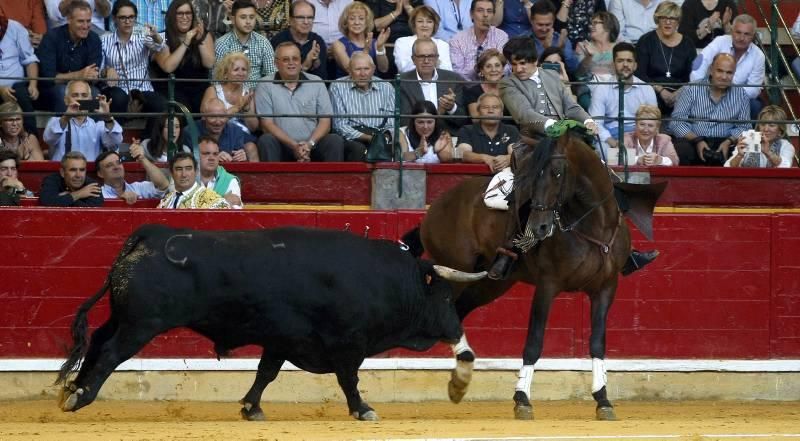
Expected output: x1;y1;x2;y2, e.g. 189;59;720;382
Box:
596;406;617;421
61;387;84;412
240;402;266;421
448;379;468;404
514;403;534;420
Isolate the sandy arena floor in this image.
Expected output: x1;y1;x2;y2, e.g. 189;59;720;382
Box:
0;399;798;440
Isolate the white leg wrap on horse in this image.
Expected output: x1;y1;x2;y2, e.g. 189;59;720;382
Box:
591;358;607;393
452;334;472;355
515;364;535;396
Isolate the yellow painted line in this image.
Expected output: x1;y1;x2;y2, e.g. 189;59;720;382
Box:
245;204;373;211
655;207;800;214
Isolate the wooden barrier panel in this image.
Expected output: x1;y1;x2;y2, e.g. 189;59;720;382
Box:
1;208;798;360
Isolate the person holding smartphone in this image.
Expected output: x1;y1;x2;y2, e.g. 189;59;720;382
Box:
43;80;123;161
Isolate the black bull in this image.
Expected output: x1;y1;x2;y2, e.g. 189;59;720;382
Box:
55;224;486;421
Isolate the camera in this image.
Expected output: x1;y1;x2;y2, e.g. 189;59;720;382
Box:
703;148;725;165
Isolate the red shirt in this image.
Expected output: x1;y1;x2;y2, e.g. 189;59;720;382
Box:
0;0;46;34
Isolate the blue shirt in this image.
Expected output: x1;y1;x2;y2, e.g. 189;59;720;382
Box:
36;25;103;89
425;0;473;41
530;33;579;74
196;121;257;155
499;0;532;37
669;81;750;139
588;76;657;143
0;19;39;87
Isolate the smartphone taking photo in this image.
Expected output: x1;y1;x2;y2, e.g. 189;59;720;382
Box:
78;98;100;112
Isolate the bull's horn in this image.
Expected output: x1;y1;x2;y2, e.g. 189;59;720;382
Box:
433;265;488;282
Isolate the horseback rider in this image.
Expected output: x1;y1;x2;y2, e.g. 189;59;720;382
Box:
487;37;658;280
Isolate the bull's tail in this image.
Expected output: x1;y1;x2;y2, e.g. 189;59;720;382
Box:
401;226;425;258
55;279;111;385
55;232;145;385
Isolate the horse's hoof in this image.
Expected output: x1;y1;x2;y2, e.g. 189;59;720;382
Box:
514;403;534;420
596;406;617;421
61;387;83;412
240;402;266;421
448;379;468;404
358;410;379;421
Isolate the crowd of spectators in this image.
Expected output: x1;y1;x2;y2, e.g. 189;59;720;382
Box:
0;0;796;208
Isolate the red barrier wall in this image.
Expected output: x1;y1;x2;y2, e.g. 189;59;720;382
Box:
2;208;798;360
18;163;800;207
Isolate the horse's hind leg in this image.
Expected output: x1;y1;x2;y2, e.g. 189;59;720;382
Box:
513;283;557;420
239;352;284;421
588;282;618;421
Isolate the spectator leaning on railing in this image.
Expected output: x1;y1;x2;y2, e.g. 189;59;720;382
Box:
95;144;169;204
39;151;103;207
158;151;231;209
670;53;749;166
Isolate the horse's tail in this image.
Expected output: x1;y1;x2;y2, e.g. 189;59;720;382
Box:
55;280;110;385
55;232;146;385
401;226;425;258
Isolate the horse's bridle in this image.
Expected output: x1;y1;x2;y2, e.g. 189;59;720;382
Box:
521;153;622;255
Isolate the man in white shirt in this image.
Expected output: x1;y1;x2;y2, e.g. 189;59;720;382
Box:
43;80;123;161
398;38;467;133
608;0;661;43
308;0;352;46
689;14;765;117
197;136;243;209
95;142;169;204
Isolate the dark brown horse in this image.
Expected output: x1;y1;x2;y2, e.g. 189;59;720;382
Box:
411;131;654;421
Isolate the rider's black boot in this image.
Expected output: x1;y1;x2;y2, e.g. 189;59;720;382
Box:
488;246;520;280
621;249;659;276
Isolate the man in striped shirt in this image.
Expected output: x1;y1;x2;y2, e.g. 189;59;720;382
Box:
330;52;395;161
670;53;750;166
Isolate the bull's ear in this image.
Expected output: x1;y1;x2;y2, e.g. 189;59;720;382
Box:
425;274;433;285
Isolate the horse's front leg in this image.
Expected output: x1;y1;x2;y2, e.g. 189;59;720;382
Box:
588;281;618;421
514;283;557;420
448;333;475;403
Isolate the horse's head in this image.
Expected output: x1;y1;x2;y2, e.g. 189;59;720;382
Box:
513;135;574;242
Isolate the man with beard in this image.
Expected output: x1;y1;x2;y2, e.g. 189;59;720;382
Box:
449;0;508;81
214;0;276;87
39;151;103;207
588;42;656;157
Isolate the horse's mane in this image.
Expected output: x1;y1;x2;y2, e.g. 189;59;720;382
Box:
512;136;556;196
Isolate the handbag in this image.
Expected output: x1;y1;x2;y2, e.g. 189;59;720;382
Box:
355;118;395;163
